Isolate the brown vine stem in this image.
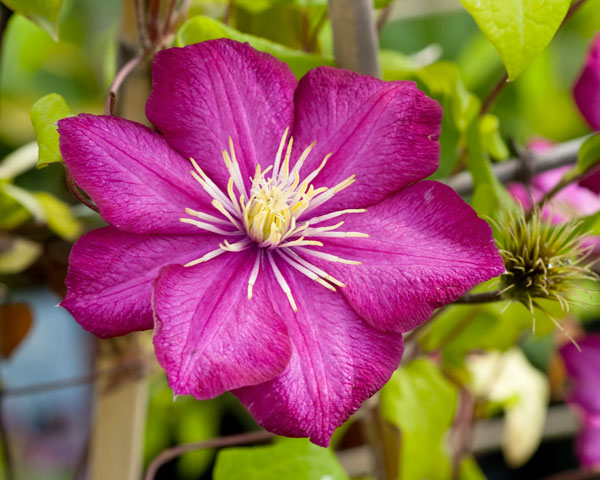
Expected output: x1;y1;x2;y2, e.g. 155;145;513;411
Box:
562;0;588;25
451;388;474;480
479;72;508;117
444;136;586;196
105;51;146;116
144;430;275;480
376;3;394;35
162;0;178;35
453;290;504;304
541;468;600;480
65;169;99;212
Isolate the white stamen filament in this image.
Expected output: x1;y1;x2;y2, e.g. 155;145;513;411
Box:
181;128;368;312
247;251;262;300
277;249;336;292
267;251;297;312
179;218;244;236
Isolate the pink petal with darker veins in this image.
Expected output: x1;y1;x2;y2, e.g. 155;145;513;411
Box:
58;115;210;235
306;181;504;333
152;251;292;400
291;66;442;214
574;34;600;131
146;39;297;191
61;226;217;337
234;258;404;447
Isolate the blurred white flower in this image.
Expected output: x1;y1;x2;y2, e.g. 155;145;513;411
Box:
468;348;549;467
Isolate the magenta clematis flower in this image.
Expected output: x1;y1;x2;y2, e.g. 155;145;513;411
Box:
574;34;600;132
574;34;600;194
561;336;600;467
58;39;503;445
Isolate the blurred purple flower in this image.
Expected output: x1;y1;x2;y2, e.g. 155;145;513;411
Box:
561;335;600;467
574;34;600;132
57;39;503;445
507;140;600;250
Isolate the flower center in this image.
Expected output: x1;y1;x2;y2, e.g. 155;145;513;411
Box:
179;128;368;312
244;185;291;245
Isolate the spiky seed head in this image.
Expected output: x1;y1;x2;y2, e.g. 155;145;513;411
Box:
494;207;598;332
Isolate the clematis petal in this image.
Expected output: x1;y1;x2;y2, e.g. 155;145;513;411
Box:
152;251;292;400
560;335;600;414
291;66;442;213
234;261;404;446
146;39;297;190
308;181;505;333
574;34;600;131
58;114;210;235
61;226;218;338
580;167;600;194
577;415;600;468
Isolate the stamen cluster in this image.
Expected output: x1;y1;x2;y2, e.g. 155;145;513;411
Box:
496;207;598;326
179;128;369;311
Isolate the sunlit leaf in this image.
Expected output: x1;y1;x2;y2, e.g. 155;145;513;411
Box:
34;192;81;241
459;456;487;480
176;399;220;479
374;0;394;9
479;114;509;161
0;182;45;222
458;0;570;80
380;359;458;480
0;235;42;274
175;16;334;78
1;0;63;41
30;93;72;168
418;61;480;133
577;210;600;236
0;189;29;229
419;300;562;367
465;118;514;217
0;302;33;359
0;142;38;180
577;133;600;175
214;438;348;480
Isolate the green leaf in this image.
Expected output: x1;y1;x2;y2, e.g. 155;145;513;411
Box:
458;0;570;80
0;189;29;229
374;0;394;9
214;438;348;480
459;457;486;480
0;235;42;274
420;301;562;367
175;16;334;78
379;50;419;81
1;0;63;41
30;93;72;168
577;133;600;175
479;114;509;161
33;192;81;241
577;210;600;236
465;118;515;217
380;359;458;480
418;61;480;133
0;182;45;223
175;399;220;479
0;142;38;180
